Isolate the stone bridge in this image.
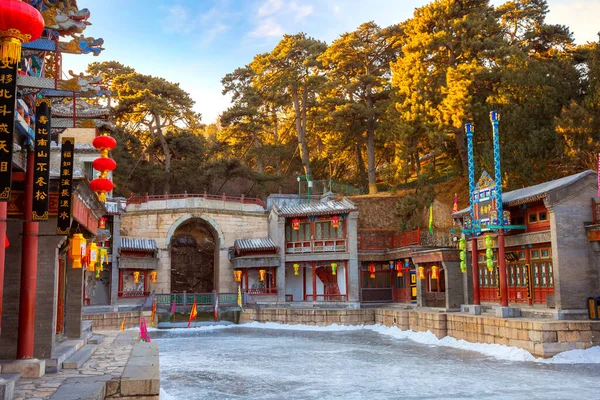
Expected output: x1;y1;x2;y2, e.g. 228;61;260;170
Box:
119;194;268;295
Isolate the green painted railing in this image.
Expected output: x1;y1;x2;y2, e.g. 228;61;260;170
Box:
155;293;239;306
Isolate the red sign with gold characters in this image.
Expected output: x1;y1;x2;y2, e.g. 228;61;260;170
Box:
32;98;51;220
0;61;17;201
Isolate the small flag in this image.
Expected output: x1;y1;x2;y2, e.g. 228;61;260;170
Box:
453;193;458;213
141;316;151;342
188;299;198;328
120;318;125;331
237;285;244;312
429;203;434;234
151;298;157;327
168;297;176;320
214;293;219;323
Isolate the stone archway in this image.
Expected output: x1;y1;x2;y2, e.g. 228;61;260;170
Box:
169;218;219;293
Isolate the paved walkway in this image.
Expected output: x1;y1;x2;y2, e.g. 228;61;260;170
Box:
13;330;137;400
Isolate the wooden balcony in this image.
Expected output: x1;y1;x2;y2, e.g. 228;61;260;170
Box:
285;239;347;254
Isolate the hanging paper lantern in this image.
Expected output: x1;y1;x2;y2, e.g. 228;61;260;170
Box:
460;261;467;273
369;264;375;279
405;259;410;268
99;248;108;271
431;265;439;280
89;178;114;203
396;262;403;277
292;219;300;230
87;242;98;272
293;264;300;276
99;217;106;229
332;216;339;229
418;266;425;280
133;271;140;284
259;269;266;281
150;271;158;283
91;135;117;203
0;0;44;65
487;259;494;272
95;268;100;279
389;261;395;270
331;263;337;275
70;233;86;269
234;270;242;282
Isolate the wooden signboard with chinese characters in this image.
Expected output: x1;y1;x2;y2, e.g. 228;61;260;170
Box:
0;61;17;201
32;99;51;220
56;137;74;235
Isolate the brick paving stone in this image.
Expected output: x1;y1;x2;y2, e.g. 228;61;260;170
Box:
12;330;137;399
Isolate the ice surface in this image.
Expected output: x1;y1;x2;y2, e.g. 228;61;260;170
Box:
156;323;600;400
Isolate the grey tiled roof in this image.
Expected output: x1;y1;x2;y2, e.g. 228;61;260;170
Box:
276;199;357;217
234;238;278;252
453;170;595;217
120;238;157;253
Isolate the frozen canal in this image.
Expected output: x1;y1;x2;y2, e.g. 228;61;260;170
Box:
156;324;600;400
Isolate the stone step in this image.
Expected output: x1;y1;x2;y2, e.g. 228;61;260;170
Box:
0;373;20;400
62;344;98;370
46;339;86;374
49;377;107;400
81;320;93;342
87;334;104;345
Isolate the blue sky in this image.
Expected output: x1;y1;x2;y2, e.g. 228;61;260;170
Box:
64;0;600;124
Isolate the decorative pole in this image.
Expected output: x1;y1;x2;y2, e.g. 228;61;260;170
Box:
466;123;480;305
491;110;508;307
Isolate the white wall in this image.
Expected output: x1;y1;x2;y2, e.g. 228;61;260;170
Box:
285;265;304;301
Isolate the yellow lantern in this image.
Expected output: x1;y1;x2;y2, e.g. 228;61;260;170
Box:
234;270;242;282
99;248;108;272
87;242;98;272
431;265;439;280
259;269;266;281
70;233;86;269
331;263;338;275
133;271;140;284
418;266;425;280
150;271;158;283
293;264;300;276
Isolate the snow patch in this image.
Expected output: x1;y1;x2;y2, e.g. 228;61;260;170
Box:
160;388;176;400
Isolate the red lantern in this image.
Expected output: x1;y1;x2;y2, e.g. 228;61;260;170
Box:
396;262;403;277
332;216;339;229
90;178;114;202
99;217;106;229
92;135;117;152
369;264;375;279
0;0;44;64
292;219;300;230
92;157;116;174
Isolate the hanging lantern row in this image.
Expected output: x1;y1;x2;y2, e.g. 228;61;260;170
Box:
485;234;494;272
293;263;300;276
150;271;158;284
331;263;337;276
259;269;266;281
459;238;467;273
234;270;242;282
90;135;117;203
431;265;439;280
369;264;375;279
69;235;112;274
0;0;44;65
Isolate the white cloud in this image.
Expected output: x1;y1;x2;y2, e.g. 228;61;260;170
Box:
289;2;314;20
258;0;283;17
250;18;284;37
161;4;231;46
162;5;195;35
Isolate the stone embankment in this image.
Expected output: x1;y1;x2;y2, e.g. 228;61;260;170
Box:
241;308;600;358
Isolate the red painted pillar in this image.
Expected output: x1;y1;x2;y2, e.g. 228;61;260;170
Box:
498;230;509;307
312;262;316;301
17;151;39;359
471;237;480;305
0;202;7;329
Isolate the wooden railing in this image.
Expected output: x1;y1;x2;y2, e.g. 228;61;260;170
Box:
286;239;347;254
358;228;421;250
245;287;277;296
361;288;393;303
155;292;239;306
304;294;348;302
126;192;266;209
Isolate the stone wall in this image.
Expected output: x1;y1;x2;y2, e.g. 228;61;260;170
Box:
83;311;142;331
242;308;600;358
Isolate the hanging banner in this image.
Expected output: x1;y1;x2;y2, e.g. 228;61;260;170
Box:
0;62;17;201
32;99;52;220
57;137;75;235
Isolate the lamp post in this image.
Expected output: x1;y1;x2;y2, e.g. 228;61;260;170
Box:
465;123;480;305
490;111;508;307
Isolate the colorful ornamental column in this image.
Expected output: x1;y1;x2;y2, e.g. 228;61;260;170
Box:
90;134;117;202
0;0;44;64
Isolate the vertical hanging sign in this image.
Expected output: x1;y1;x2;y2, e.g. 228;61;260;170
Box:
0;62;17;201
57;137;75;235
32;99;52;220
